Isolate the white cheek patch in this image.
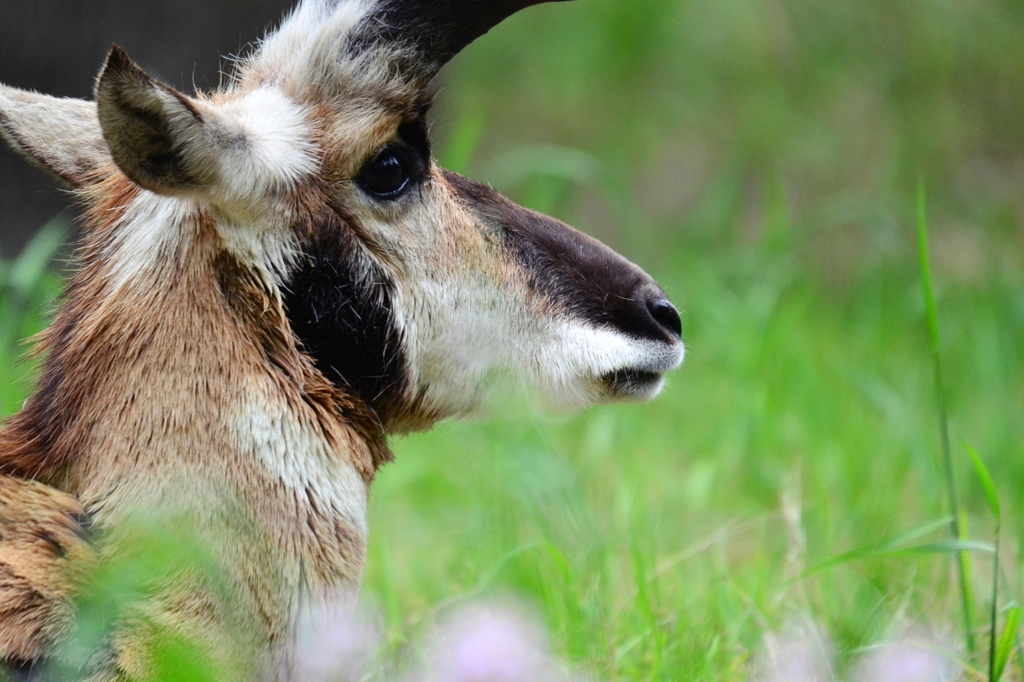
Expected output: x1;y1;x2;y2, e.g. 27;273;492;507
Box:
396;276;512;416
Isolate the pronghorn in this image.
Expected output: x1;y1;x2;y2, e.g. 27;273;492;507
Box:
0;0;684;678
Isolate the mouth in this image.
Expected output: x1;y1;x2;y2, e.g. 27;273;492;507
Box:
598;337;685;402
600;367;667;401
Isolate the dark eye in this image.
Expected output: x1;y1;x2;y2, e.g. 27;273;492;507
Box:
359;146;414;200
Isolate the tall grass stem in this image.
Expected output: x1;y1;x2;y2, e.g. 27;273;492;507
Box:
916;180;976;656
966;441;1002;679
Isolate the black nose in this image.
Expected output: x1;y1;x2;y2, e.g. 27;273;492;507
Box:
646;298;682;340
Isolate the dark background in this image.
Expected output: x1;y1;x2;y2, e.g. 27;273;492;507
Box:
0;0;294;256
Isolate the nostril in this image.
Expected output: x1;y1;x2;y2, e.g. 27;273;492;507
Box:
646;298;682;340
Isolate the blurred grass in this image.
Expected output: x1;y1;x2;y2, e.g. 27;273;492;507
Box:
0;218;65;415
3;0;1024;678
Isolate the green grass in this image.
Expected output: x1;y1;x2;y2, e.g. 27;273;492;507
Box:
4;0;1024;679
0;218;66;415
360;230;1023;679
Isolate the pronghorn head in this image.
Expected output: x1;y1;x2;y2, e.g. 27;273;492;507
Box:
0;0;684;434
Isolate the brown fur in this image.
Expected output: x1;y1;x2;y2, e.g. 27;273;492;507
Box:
1;167;388;484
0;165;389;676
0;477;94;662
0;171;139;483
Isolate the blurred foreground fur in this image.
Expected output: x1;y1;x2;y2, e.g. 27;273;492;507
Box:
0;0;684;678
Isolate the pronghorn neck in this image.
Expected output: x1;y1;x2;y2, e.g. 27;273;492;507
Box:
0;173;391;498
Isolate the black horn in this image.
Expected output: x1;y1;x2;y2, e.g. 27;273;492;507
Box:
348;0;574;82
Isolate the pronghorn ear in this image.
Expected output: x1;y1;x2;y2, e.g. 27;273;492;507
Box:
0;85;112;188
95;45;212;195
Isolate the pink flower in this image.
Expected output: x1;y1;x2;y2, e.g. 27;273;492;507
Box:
293;598;382;682
755;625;835;682
850;636;953;682
422;601;580;682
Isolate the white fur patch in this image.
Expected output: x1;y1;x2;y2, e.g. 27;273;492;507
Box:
406;283;685;417
216;214;300;289
103;192;196;293
231;390;369;542
380;253;682;419
538;319;686;406
212;88;318;204
247;0;375;87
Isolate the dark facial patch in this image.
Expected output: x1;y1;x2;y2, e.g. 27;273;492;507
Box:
442;170;680;346
283;211;409;427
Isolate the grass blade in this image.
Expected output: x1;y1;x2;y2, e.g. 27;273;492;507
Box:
8;216;67;299
802;517;977;576
917;180;976;656
917;184;942;359
966;440;1003;682
965;441;1000;521
994;606;1021;681
883;541;994;555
